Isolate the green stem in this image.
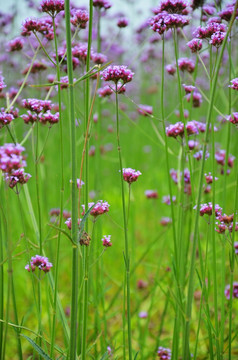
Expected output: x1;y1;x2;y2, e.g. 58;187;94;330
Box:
115;86;133;360
50;15;64;358
65;1;79;358
182;4;238;358
81;1;93;359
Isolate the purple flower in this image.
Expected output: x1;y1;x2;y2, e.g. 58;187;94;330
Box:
229;78;238;91
7;37;24;52
85;200;110;217
5;169;31;189
210;31;226;47
102;235;112;247
25;255;53;273
195;202;222;217
157;346;172;360
165;64;176;75
71;9;89;28
22;98;52;113
93;0;112;10
0;73;6;92
228;112;238;125
137;104;153;116
117;17;129;28
145;190;158;199
98;85;113;97
0;143;26;174
178;57;195;73
0;111;14;129
40;0;64;16
91;52;107;65
102;65;134;85
139;311;148;318
225;283;238;300
187;38;202;53
122;168;142;184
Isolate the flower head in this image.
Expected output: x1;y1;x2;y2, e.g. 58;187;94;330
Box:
102;235;112;247
157;346;172;360
122;168;142;184
187;38;202;53
25;255;53;273
225;283;238;300
102;65;134;85
40;0;64;16
71;9;89;28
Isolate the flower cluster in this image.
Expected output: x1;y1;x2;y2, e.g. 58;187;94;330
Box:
187;38;202;53
194;21;227;40
81;200;110;217
178;57;195;73
40;0;64;17
145;190;158;199
122;168;142;184
0;143;30;190
196;202;222;217
228;112;238;125
117;17;129;28
205;173;218;184
25;255;53;273
102;235;112;247
71;9;89;28
225;283;238;300
21;16;55;40
215;149;235;169
93;0;112;10
21;99;59;125
0;73;6;92
229;78;238;91
157;346;172;360
137;104;153;116
102;65;134;85
166;120;205;138
0;111;14;129
7;37;24;52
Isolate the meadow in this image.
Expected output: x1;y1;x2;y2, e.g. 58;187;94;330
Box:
0;0;238;359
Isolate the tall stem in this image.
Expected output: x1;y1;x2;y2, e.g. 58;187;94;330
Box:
65;1;79;359
115;86;133;360
50;15;64;358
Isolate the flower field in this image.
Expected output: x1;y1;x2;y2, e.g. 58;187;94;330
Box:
0;0;238;359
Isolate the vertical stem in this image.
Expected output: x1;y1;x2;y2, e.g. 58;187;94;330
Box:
65;1;79;358
50;15;64;358
115;86;133;360
81;1;93;359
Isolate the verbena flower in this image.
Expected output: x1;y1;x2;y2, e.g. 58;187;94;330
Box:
40;0;64;17
71;9;89;28
122;168;142;184
166;64;176;75
25;255;53;273
157;346;172;359
0;143;26;174
145;190;158;199
82;200;110;217
229;78;238;90
178;57;195;73
195;202;222;217
187;38;202;52
7;37;24;52
102;65;134;85
93;0;112;10
205;173;218;184
102;235;112;247
138;311;148;318
225;283;238;300
117;17;129;28
137;104;153;116
5;169;31;189
0;111;14;128
228;112;238;125
160;217;172;226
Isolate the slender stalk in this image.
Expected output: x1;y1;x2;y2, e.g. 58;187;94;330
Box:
50;15;64;358
115;86;133;360
81;1;93;358
182;4;238;358
65;1;79;359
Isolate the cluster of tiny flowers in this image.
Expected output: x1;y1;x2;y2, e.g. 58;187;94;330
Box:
71;9;89;28
215;149;235;169
102;65;134;85
194;21;227;40
166;64;176;75
0;144;30;189
0;73;6;92
185;91;202;107
145;190;158;199
193;150;210;161
122;168;142;184
225;283;238;300
166;120;205;138
160;217;172;226
93;0;112;10
228;112;238;125
219;2;238;21
5;169;31;189
21;99;59;125
187;38;202;53
22;60;48;75
215;212;236;234
98;85;113;97
117;17;129;28
102;235;112;247
81;200;110;217
21;16;54;40
0;111;14;129
162;195;176;205
178;57;195;73
65;217;81;230
25;255;52;273
205;173;218;184
91;52;107;65
210;30;226;47
195;202;222;217
229;78;238;91
139;311;148;318
7;37;24;52
157;346;172;360
40;0;64;16
137;104;153;116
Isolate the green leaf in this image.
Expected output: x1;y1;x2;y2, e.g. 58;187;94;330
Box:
134;351;140;360
48;223;74;244
100;352;109;360
22;335;53;360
